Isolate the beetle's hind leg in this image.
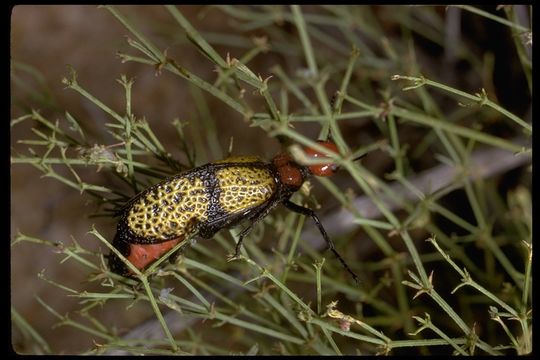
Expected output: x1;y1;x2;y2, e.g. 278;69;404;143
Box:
283;200;360;284
230;201;281;260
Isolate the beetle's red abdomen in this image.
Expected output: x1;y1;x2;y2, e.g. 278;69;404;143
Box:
126;238;181;270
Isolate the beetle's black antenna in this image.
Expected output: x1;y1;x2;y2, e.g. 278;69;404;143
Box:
352;153;367;162
283;200;360;284
332;152;367;173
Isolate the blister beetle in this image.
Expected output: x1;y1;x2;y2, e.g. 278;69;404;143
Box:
108;140;359;282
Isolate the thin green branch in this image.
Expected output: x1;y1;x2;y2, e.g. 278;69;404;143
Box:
392;75;531;133
452;5;529;32
291;5;319;76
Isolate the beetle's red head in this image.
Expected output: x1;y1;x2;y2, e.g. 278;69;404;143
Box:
303;140;339;177
272;140;340;190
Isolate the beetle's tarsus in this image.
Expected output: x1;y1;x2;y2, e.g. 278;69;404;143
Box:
227;253;242;262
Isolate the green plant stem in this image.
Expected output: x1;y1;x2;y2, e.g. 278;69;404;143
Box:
202;311;305;345
12;308;51;354
261;294;309;339
101;6;162;62
35;296;116;342
387;113;404;176
452;5;529;32
62;73;124;125
392;75;531;133
328;46;360;150
291;5;318;76
429;238;518;317
313;258;324;315
521;241;532;308
410;315;468;355
165;5;227;67
139;277;179;352
271;65;317;114
281;216;305;283
390;338;467;349
389;261;413;333
308;318;386;345
346;93;525;152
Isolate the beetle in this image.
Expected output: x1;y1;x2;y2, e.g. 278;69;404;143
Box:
108;140;359;282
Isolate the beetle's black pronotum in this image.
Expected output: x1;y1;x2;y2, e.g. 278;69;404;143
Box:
108;140;359;282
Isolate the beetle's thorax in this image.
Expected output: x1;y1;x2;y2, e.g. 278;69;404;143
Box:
272;152;307;191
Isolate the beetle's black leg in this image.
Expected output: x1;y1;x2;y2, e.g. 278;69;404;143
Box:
283;200;359;283
233;226;251;258
232;200;282;258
